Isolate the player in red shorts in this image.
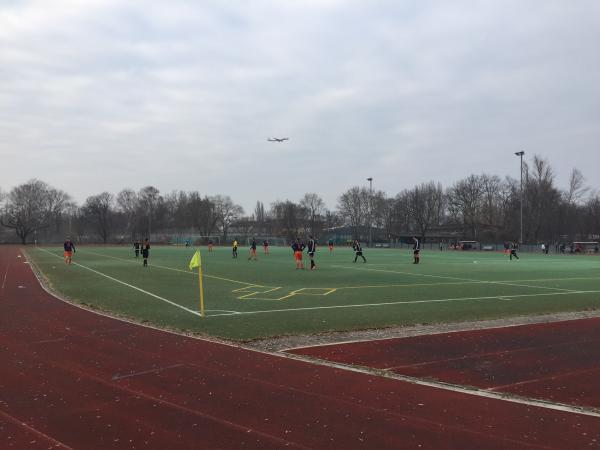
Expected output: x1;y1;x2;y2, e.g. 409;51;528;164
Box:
63;237;76;265
328;239;334;253
263;239;269;254
292;238;305;269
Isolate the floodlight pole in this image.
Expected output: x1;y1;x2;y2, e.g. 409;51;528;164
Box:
367;177;373;247
515;151;525;245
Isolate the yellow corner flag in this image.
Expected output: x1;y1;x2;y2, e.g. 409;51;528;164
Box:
188;250;205;318
189;249;201;270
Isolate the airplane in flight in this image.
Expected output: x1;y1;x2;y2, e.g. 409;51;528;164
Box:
267;137;289;142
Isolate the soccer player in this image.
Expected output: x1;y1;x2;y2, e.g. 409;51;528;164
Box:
413;236;421;264
133;241;140;258
353;240;366;263
292;238;305;269
141;238;150;267
208;239;214;253
232;239;238;259
307;235;317;270
509;241;519;260
63;237;75;265
263;239;269;254
248;238;258;261
328;239;334;253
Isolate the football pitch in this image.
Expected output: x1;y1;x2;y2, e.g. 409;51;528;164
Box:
26;245;600;340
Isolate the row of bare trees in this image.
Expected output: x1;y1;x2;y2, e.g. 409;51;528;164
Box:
2;156;599;244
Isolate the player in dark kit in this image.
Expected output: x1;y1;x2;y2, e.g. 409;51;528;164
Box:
63;238;76;265
328;239;334;253
353;240;366;263
133;241;140;258
292;238;306;269
412;237;421;264
307;235;317;270
248;238;258;261
510;242;519;260
263;240;269;254
141;238;150;267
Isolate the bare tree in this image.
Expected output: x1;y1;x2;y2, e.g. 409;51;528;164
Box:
212;195;244;241
138;186;161;237
116;188;139;239
338;187;370;240
271;200;303;241
525;156;560;242
1;179;71;244
299;193;326;234
447;175;484;239
564;168;589;205
81;192;114;243
254;201;266;235
408;182;445;241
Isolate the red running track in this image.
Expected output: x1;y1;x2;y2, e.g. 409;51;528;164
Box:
1;245;599;449
288;317;600;410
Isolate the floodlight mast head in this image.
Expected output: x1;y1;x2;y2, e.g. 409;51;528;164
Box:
515;151;525;156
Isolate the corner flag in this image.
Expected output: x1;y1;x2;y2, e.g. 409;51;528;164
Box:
189;250;201;270
188;250;205;317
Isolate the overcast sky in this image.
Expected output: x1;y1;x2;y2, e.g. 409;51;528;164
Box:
1;0;599;212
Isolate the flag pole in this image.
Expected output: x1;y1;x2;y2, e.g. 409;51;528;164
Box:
198;259;205;318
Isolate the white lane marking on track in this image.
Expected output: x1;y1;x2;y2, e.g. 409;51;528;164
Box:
279;352;600;419
23;249;600;418
111;363;185;381
0;409;74;449
1;265;8;290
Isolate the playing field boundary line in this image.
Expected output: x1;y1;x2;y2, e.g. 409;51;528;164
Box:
332;265;581;293
37;248;205;318
206;289;600;317
278;352;600;419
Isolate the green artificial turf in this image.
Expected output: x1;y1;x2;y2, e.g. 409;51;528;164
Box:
26;245;600;340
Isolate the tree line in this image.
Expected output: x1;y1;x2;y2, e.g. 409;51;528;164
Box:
1;155;599;245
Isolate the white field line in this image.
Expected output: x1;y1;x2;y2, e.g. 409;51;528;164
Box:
207;289;600;317
38;248;205;318
23;251;600;419
83;249;260;287
278;352;600;419
83;249;596;293
35;248;600;318
335;276;600;291
332;265;581;293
